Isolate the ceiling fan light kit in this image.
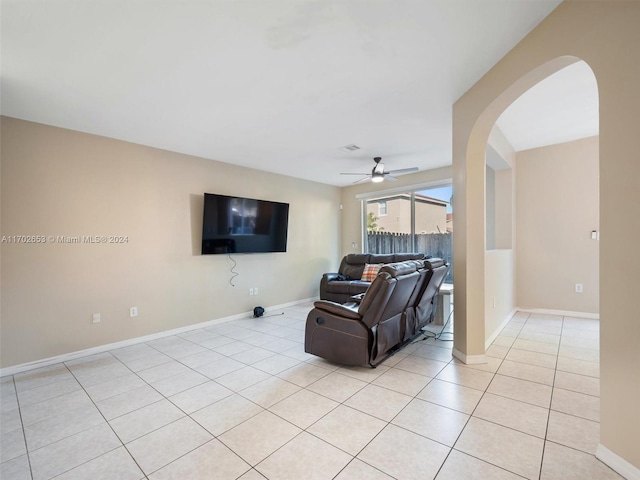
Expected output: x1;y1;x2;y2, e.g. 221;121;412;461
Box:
340;156;419;184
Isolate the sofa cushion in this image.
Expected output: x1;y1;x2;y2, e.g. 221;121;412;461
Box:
360;263;383;282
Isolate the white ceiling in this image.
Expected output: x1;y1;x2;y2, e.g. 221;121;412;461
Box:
2;0;592;187
496;60;599;152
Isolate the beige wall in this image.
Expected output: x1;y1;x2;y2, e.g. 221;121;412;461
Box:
341;167;452;257
486;166;496;249
485;249;515;344
494;169;514;250
0;117;341;368
453;1;640;471
488;125;516;250
484;131;517;344
516;136;599;314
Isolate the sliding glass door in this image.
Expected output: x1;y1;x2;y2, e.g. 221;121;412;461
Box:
364;185;453;283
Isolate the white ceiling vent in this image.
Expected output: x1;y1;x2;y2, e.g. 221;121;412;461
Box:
340;144;361;152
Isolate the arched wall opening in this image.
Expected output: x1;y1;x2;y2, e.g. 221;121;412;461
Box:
452;55;581;362
451;2;640;475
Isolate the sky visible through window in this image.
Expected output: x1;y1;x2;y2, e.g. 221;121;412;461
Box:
417;185;453;213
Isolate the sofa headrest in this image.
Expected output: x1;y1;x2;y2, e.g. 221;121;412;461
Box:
424;257;445;269
344;253;424;266
344;253;370;265
380;261;418;278
393;252;425;262
340;253;429;280
369;254;394;264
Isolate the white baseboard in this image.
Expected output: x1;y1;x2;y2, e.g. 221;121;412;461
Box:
596;444;640;480
485;308;517;350
260;297;317;312
517;307;599;319
0;297;317;377
452;348;487;365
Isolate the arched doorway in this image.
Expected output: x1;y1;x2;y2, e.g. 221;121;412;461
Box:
452;55;583;363
451;2;640;475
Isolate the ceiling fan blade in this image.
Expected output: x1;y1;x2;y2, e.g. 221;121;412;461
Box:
386;167;419;175
352;176;371;184
342;159;416;181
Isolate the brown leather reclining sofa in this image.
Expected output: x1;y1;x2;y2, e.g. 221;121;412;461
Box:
305;258;449;367
320;253;425;304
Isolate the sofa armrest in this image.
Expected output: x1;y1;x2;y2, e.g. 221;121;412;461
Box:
322;272;341;282
313;300;361;320
320;273;341;300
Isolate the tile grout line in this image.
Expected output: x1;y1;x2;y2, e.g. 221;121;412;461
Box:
9;375;36;480
62;355;149;480
2;314;305;479
58;320;305;478
12;357;136;480
231;338;442;477
328;352;443;479
4;306;606;480
119;314;314;476
431;315;519;480
537;314;564;480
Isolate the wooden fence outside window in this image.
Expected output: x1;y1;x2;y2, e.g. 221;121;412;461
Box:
367;231;453;283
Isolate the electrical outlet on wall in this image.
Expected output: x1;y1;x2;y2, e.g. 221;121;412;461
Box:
92;313;101;324
249;288;254;296
575;283;583;293
130;307;138;317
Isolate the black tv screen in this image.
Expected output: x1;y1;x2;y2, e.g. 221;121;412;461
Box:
201;193;289;254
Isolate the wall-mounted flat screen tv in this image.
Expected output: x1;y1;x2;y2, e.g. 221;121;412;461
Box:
201;193;289;254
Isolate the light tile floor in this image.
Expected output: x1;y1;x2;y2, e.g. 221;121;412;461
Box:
0;305;623;480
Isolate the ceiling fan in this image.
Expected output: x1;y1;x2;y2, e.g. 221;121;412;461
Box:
341;157;419;184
